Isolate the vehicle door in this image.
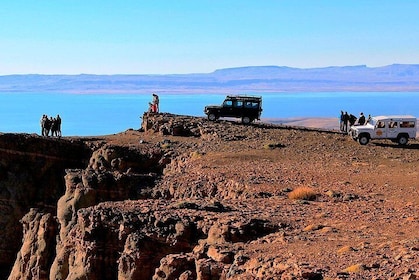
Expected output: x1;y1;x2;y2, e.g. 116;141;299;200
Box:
221;99;234;117
374;120;387;139
387;120;399;139
233;100;244;117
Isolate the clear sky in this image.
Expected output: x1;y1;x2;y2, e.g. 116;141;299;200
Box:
1;0;418;75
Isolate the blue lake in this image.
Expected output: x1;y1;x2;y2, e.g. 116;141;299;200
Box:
1;92;418;136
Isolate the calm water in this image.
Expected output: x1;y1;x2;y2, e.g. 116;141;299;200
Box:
1;92;418;136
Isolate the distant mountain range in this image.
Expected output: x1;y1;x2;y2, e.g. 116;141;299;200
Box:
1;64;419;93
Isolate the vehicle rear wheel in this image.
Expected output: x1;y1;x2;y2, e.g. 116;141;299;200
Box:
208;113;217;121
358;135;369;145
398;135;408;145
242;116;251;124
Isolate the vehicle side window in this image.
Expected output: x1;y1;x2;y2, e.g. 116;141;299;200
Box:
376;121;385;128
244;101;252;108
252;102;259;108
223;100;233;107
389;122;398;128
234;101;243;108
400;121;415;128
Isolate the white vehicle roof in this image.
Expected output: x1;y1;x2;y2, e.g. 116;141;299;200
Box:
373;115;417;121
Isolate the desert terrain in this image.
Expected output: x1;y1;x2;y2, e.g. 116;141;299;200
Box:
1;113;418;279
88;114;419;279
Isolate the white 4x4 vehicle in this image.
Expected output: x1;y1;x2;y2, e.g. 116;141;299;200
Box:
350;115;417;145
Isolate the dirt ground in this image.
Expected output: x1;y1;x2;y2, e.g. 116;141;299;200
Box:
85;117;418;279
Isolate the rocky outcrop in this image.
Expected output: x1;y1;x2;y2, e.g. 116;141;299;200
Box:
0;133;90;278
6;142;167;279
8;209;57;280
141;112;254;140
56;144;165;243
49;200;277;280
49;142;278;280
141;113;204;137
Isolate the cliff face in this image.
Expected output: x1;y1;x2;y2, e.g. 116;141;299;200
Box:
0;134;90;278
7;140;167;280
50;201;276;280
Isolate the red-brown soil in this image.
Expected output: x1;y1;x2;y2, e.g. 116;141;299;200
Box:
93;116;418;279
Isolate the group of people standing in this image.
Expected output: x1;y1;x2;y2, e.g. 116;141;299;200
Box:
340;111;371;132
148;93;160;113
40;114;62;137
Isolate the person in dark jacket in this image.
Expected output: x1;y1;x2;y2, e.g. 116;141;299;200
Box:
56;114;62;137
343;111;349;132
340;111;345;131
358;112;366;125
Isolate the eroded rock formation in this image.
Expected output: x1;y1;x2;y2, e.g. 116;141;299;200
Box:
49;199;277;280
0;134;90;278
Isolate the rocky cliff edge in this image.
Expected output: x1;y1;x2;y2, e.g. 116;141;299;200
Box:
2;113;419;279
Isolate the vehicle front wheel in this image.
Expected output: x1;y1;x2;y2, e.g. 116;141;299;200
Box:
242;116;251;124
398;135;408;145
208;113;217;121
358;135;369;145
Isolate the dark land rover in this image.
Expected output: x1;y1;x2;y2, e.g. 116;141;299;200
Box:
204;95;262;124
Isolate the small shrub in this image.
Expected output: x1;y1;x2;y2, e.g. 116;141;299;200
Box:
161;143;171;150
174;201;199;210
190;151;204;159
288;187;318;201
303;224;324;232
343;264;365;273
337;245;355;254
263;142;285;150
325;190;340;198
303;224;316;232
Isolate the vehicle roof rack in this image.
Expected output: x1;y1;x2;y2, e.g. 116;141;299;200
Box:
226;95;262;100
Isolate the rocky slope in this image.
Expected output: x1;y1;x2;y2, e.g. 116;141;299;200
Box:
2;113;418;279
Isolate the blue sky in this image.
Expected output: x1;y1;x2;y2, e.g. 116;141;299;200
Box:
1;0;418;74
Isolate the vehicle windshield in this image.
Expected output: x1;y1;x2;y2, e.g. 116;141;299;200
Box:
369;118;378;126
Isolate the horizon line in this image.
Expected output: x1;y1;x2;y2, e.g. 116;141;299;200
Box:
1;63;418;76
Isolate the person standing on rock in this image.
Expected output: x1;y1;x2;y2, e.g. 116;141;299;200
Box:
51;117;58;137
152;93;159;113
45;117;53;137
340;111;345;132
40;114;47;136
56;114;62;137
343;111;349;133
